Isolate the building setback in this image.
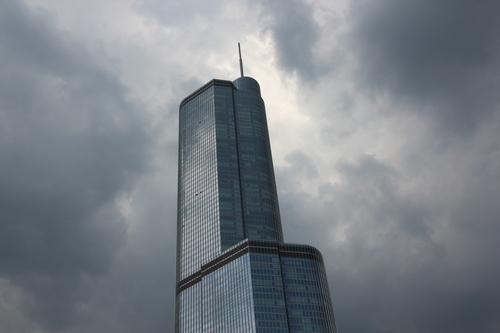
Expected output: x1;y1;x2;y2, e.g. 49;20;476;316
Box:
175;60;338;332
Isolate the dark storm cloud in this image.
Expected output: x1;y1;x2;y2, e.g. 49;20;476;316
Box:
72;173;177;333
278;153;500;333
0;1;149;331
259;0;323;81
328;155;500;333
348;0;500;134
279;154;434;246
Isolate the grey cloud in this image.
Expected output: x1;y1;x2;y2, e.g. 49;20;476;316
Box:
281;150;319;180
331;155;440;256
70;172;177;333
0;1;150;331
277;151;500;332
134;0;222;26
348;0;500;135
280;154;434;246
259;0;323;81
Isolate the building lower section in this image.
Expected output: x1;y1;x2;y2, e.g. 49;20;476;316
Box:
175;240;337;333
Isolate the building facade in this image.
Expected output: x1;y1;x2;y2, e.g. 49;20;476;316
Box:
176;76;338;332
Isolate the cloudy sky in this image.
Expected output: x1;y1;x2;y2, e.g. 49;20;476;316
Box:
1;0;499;332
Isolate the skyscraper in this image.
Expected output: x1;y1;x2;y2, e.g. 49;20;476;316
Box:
175;47;337;333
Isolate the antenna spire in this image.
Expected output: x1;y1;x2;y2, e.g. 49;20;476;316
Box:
238;42;244;77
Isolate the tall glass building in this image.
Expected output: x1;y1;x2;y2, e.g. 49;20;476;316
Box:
176;73;338;332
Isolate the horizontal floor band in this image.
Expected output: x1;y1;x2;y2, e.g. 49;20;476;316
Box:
176;240;324;295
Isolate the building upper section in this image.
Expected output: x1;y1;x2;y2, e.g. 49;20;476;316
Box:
180;76;261;109
177;77;282;280
233;76;261;96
